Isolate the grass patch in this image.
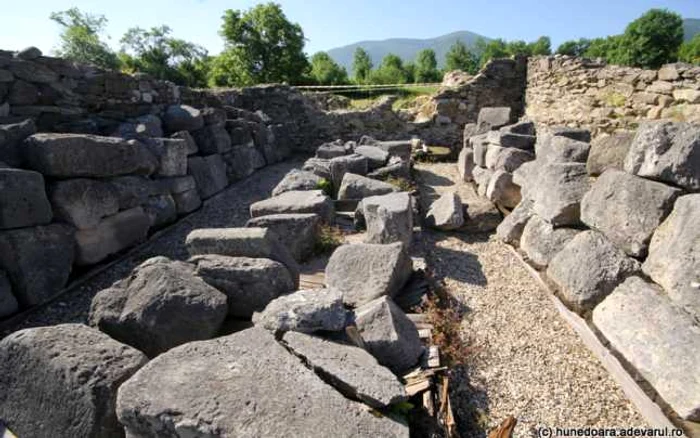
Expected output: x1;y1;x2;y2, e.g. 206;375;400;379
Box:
386;176;417;192
315;178;332;196
313;224;345;255
337;85;440;112
604;91;627;108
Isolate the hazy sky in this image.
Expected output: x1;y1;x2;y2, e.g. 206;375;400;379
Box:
0;0;698;56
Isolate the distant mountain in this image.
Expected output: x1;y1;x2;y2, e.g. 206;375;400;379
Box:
684;18;700;41
326;30;491;72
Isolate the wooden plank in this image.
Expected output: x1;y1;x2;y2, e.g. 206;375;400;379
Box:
428;345;440;368
406;313;428;323
418;328;432;341
423;390;436;417
405;379;432;396
0;422;18;438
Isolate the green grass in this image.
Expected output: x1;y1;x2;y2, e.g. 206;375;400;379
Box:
334;85;440;111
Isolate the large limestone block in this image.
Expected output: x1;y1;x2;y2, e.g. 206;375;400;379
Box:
254;288;347;334
172;188;201;215
116;328;409;437
337;172;397;200
49;178;120;230
512;160;540;193
283;331;407;408
326;242;412;307
162;105;204;133
170;130;198;155
110;175;156;210
547;231;640;313
586;132;634;176
0;168;52;229
222;143;265;182
250;190;334;224
593;277;700;421
0;270;19;318
532;163;589;226
473;166;494;197
484;145;534;172
457;147;475;182
624;121;700;191
487;130;536;150
520;215;580;269
361;192;413;246
316;140;350;159
190;255;295;318
355;297;423;374
368;156;411;180
330;154;368;189
535;134;591;164
245;213;320;262
496;198;535;246
271;169;322;197
187;154;229;199
0;324;148;438
486;170;522;208
476;107;513;132
143;194;177;228
355;145;389;170
0;118;36;167
143;137;188;177
425;192;464;230
643;194;700;319
23;133;158;177
74;207;150;266
581;169;680;257
547;126;591;143
373;140;413;161
302;157;332;180
462;196;502;233
192;123;232;155
0;224;74;307
89;257;227;357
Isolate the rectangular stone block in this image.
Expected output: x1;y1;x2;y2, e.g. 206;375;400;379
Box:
0;168;52;230
74;207;150;266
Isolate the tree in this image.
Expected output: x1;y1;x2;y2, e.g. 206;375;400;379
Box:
479;39;508;66
556;38;591;57
584;36;622;63
403;62;416;84
445;41;479;74
309;52;348;85
616;9;684;69
215;3;309;86
529;36;552;55
50;8;120;70
352;47;373;84
505;40;531;57
370;53;408;84
414;49;439;82
679;34;700;65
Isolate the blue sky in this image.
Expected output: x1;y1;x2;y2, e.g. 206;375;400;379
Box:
0;0;698;56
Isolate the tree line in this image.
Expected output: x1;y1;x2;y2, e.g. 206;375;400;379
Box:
50;4;700;89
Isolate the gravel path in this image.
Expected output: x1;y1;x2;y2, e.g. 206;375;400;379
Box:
2;159;302;336
414;163;647;438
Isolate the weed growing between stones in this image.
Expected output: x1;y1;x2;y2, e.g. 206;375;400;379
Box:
386;176;417;193
420;285;472;367
315;178;333;196
313;224;345;255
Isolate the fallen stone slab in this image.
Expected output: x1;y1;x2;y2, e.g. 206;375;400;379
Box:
487;131;536;150
0;223;74;307
188;154;228;199
624;121;700;191
162;104;204;133
532;163;589;226
457;147;475;182
254;288;347;334
283;331;407;408
355;145;389;170
49;178;120;230
190;255;295;318
0;270;18;318
0;168;52;230
250;190;334;224
316;141;351;159
302;157;332;180
368;156;411;180
326;242;412;307
520;215;580;269
426;192;464;230
272;168;323;197
246;213;320;262
496;198;535;246
486;170;521;209
116;328;409;437
330;153;368;189
337;172;397;200
535;134;591;164
462;195;502;233
581;169;680;258
547;231;640;313
0;324;148;438
186;227;300;287
23;133;158;177
484;145;534;173
471;133;490;167
143;137;188;177
476;107;514;132
361;192;413;246
355;296;423;374
74;207;150;266
89;257;227;357
643;194;700;319
110;175;156;209
593;276;700;421
500;120;536;136
586;131;634;176
172;188;201;215
372;140;413;161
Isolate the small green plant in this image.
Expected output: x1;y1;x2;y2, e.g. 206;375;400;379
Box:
604;91;627;108
313;224;345;255
386;177;416;192
315;178;332;196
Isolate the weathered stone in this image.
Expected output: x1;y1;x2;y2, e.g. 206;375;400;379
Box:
521;215;580;269
532;163;589;226
116;328;409;437
488;131;536;150
316;141;350;159
373;140;413;161
224;142;266;181
476;107;513;132
245;213;320;262
0;118;35;167
361;192;413;246
143;137;188;177
170;130;198;155
496;198;534;246
486;170;522;208
272;168;323;197
673;88;700;104
581;169;680;257
109;176;154;209
192;123;232;155
303;157;332;180
548;126;591;143
326;242;412;307
74;207;150;266
23;133;158;177
283;331;407;408
657;64;680;81
593;276;700;421
501;121;536;136
162;104;204;133
190;255;295;318
172;188;201;215
355;296;423;374
329;154;369;189
368;156;411;180
8;80;38;105
0;169;52;229
251;190;334;224
0;270;18;318
0;224;74;307
426;192;464;230
7;59;58;83
472;166;494;197
643;194;700;319
0;324;148;438
337;172;397;200
586;131;634;176
89;257;227;357
462;195;502;232
143;194;177;228
547;231;640;313
49;179;119;230
484;144;534;172
113;114;163;139
355;145;389;170
186;227;300;287
254;288;347;333
624;121;700;191
457;147;475;182
200;107;227;126
471;133;490;167
15;46;42;60
512;160;540;196
188;154;228;199
536;134;591;164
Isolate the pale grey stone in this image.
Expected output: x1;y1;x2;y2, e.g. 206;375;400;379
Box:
254;288;347;334
476;107;513;132
74;207;150;266
272;169;323;196
337;173;397;200
187;154;228;199
457;147;475;182
586;132;634;176
536;134;591;164
520;215;580;269
496;198;535;246
486;170;521;208
426;192;464;230
355;145;389;170
0;168;52;230
49;178;119;230
361;192;413;246
329;154;368;189
245;213;320;262
532;163;589;226
251;190;334;224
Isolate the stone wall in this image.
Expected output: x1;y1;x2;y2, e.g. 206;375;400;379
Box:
526;56;700;134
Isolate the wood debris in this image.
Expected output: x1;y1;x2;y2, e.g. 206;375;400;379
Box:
488;416;517;438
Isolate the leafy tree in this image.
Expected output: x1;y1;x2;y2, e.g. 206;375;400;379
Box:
479;39;508;66
403;61;416;83
584;36;622;63
679;34;700;64
616;9;684;69
529;36;552;55
352;47;373;84
215;3;309;86
49;8;120;70
505;40;531;56
309;52;348;85
556;38;591;57
445;41;479;74
414;49;440;82
370;53;408;84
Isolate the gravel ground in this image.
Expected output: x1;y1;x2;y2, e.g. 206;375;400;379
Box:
1;158;303;336
414;163;647;438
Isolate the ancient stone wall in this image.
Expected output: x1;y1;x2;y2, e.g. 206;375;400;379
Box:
526;56;700;134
